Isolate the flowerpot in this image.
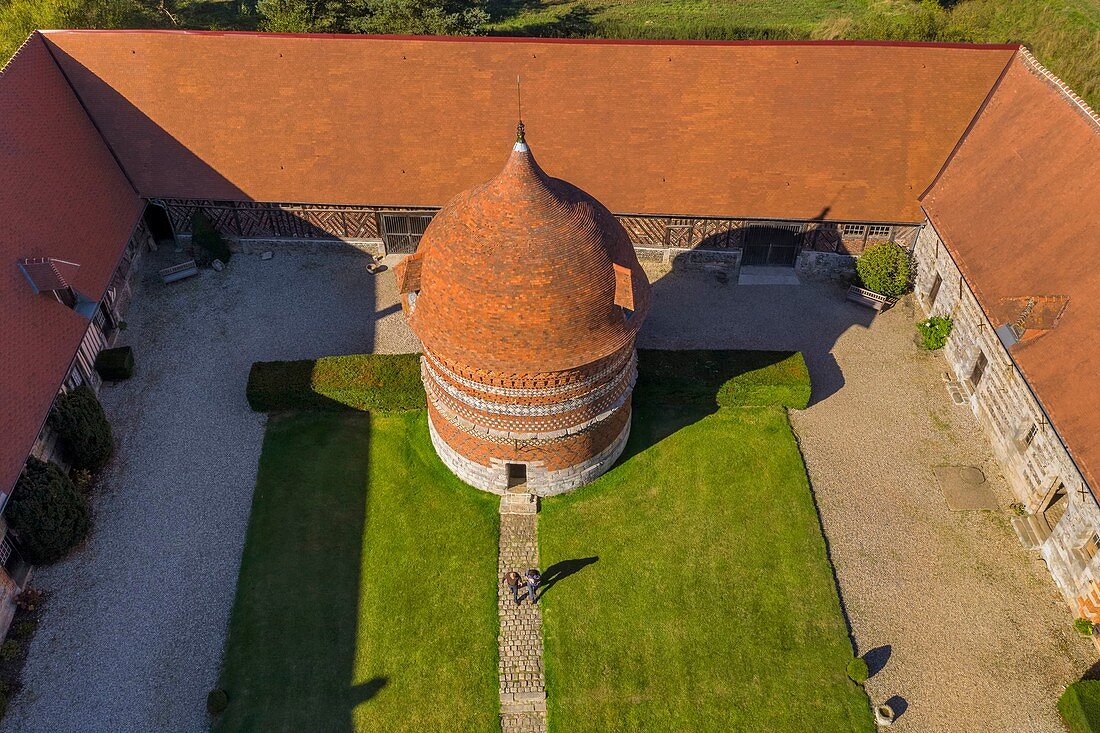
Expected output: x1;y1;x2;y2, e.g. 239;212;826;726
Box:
875;703;895;726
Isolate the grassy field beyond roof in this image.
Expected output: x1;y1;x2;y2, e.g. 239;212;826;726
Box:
539;404;874;732
215;411;499;732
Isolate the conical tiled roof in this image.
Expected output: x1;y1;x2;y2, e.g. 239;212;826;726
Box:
408;131;650;374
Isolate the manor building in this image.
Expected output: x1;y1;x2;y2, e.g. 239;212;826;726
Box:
1;31;1098;630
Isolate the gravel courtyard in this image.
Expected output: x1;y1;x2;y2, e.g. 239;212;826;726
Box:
641;265;1095;733
3;249;416;733
3;254;1091;732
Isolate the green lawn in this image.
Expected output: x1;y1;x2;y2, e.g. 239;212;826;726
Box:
539;404;873;732
216;410;500;733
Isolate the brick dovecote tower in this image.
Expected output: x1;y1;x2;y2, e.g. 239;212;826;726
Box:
394;125;651;495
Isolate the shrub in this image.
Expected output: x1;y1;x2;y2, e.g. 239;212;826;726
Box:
916;315;953;350
246;353;426;412
7;459;92;565
634;350;812;410
846;656;869;683
0;640;19;662
69;468;94;493
1060;680;1100;733
207;688;230;716
14;588;43;612
1076;618;1095;636
190;212;231;267
95;346;134;381
855;242;911;298
48;385;113;472
12;619;37;639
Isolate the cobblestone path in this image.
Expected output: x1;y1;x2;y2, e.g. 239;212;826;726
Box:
498;493;548;733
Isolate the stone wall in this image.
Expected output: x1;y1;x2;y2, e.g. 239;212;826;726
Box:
795;251;857;283
914;222;1100;606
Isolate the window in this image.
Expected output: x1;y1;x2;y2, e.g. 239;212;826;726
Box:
868;225;892;238
1084;533;1100;562
1023;423;1038;447
968;351;988;390
926;273;943;308
842;224;866;238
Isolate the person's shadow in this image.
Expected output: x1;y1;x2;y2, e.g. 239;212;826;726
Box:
536;556;599;601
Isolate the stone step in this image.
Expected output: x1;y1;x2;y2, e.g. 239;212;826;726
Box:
500;493;538;515
1011;514;1052;550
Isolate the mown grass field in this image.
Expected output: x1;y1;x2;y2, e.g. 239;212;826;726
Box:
216;411;500;732
538;404;873;732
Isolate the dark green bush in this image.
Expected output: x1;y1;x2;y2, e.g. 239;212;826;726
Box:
191;211;231;267
7;458;92;565
48;386;113;472
1059;680;1100;733
95;346;134;380
855;242;911;298
635;350;812;410
246;353;425;412
846;657;869;683
207;688;230;716
916;315;953;350
0;640;19;662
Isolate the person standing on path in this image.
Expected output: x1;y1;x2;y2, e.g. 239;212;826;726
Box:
504;570;522;605
525;568;541;605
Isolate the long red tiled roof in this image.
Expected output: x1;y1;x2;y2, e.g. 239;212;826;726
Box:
922;52;1100;492
42;31;1016;223
0;34;143;500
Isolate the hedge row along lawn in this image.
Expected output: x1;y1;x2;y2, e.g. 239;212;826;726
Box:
246;349;810;412
216;411;500;732
1060;680;1100;733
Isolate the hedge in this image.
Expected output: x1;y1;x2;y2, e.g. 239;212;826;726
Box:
1060;681;1100;733
247;350;812;413
246;353;425;412
95;346;134;380
634;349;811;409
8;458;92;565
191;211;231;267
855;241;911;298
48;385;114;472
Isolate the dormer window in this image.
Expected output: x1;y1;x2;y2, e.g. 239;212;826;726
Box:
613;263;635;317
18;257;96;319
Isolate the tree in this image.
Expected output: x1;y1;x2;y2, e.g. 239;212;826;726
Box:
341;0;487;35
48;385;114;473
257;0;334;32
8;458;92;565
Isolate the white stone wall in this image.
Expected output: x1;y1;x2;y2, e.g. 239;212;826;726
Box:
915;222;1100;602
427;408;631;497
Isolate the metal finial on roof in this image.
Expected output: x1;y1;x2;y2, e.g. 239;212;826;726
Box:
516;75;526;144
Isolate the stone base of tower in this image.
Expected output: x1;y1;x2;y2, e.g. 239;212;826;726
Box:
427;405;632;496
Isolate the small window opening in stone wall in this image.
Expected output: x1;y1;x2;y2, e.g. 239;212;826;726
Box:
1079;532;1100;565
968;351;988;391
926;273;943;309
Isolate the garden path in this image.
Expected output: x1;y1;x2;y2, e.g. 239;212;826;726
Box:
498;493;548;733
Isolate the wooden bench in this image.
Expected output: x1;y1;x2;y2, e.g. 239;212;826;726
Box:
159;259;199;284
846;285;896;311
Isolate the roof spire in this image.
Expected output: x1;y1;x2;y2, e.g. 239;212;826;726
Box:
515;76;527;150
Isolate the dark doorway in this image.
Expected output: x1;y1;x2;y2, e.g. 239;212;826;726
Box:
742;224;801;266
380;212;434;254
143;202;175;246
1042;483;1068;530
506;463;527;490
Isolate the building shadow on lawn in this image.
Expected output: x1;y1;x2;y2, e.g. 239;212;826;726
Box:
215;412;378;733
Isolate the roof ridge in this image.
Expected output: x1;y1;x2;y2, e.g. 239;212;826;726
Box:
35;29;1022;51
0;31;44;77
1017;47;1100;130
